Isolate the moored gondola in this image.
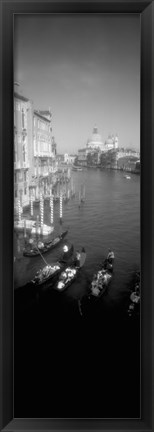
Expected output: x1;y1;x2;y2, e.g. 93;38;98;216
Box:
23;230;68;257
25;242;75;288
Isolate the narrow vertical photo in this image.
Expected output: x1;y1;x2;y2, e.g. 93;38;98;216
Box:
14;14;140;419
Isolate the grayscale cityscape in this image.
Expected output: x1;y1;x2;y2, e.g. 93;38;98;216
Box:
14;14;140;420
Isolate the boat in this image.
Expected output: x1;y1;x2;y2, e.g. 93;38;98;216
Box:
72;165;83;171
54;247;86;292
124;175;131;180
23;230;68;257
128;272;140;317
31;263;62;286
26;242;75;287
90;250;115;298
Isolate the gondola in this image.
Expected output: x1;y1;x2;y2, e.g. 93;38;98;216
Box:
31;263;62;286
128;271;140;317
90;250;115;298
54;247;86;292
23;230;68;257
28;243;74;287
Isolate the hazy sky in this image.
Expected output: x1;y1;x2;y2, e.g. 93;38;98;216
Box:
14;14;140;154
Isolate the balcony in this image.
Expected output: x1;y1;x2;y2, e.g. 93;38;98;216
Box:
14;161;29;170
34;150;55;158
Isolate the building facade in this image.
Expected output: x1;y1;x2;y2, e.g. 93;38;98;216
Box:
14;92;33;212
64;153;77;164
14;89;58;213
30;109;55;199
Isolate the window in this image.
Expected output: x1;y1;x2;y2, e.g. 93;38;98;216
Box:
22;109;25;128
15;190;18;198
24;187;27;195
24;171;27;182
16;101;20;111
18;172;23;181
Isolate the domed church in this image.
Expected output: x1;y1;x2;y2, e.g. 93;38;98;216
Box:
87;126;104;150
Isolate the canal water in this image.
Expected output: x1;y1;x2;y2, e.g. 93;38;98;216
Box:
14;168;140;419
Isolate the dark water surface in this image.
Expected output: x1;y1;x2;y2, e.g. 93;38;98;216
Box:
14;169;140;419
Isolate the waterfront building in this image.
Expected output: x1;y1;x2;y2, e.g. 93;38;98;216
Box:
14;92;33;213
56;154;65;164
14;85;58;211
124;148;140;158
77;147;89;166
30;109;56;199
64;153;76;165
117;151;140;172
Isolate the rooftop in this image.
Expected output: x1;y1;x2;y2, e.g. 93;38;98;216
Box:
14;92;29;102
34;110;51;122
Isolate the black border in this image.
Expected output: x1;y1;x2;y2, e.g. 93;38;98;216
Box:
0;1;153;431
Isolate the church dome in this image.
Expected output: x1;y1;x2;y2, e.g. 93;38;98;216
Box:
87;126;103;148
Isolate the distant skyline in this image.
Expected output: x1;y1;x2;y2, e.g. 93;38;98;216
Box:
14;14;140;153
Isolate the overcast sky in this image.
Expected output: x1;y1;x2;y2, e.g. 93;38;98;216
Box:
14;14;140;154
